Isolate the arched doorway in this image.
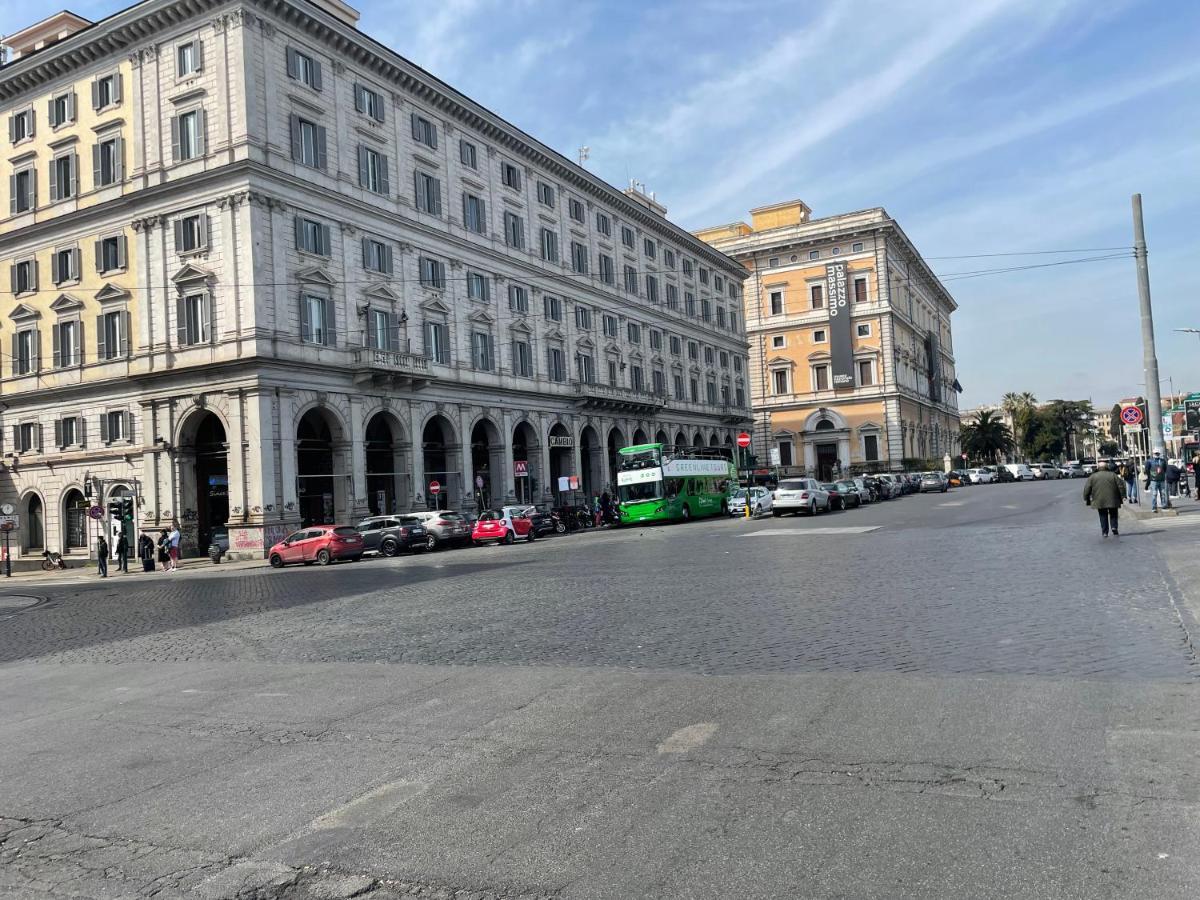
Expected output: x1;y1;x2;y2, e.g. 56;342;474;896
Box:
423;415;458;510
814;418;839;480
655;429;668;446
365;414;406;516
721;434;734;461
470;418;503;509
23;493;44;552
606;426;626;492
692;432;704;451
184;412;229;551
674;430;687;452
580;425;602;497
512;421;540;505
632;427;648;446
548;422;574;504
63;489;87;551
297;409;338;526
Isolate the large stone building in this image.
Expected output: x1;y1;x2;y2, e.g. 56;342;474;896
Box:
0;0;749;559
696;201;960;478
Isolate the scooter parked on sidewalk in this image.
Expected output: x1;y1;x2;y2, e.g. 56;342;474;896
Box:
41;550;67;571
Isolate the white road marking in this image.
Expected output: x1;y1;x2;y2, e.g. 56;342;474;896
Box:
937;501;965;507
748;527;879;536
254;692;290;698
1002;505;1018;509
658;722;718;754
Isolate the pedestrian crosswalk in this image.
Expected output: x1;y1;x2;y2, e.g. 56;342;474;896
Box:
748;526;881;536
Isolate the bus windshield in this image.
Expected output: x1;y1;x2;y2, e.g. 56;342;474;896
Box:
619;479;663;502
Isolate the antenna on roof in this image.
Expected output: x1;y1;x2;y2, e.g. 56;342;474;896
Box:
577;146;590;166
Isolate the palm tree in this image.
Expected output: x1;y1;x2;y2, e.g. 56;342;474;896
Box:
1001;392;1037;460
961;410;1014;463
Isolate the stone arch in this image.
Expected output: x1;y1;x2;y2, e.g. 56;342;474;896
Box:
632;427;648;445
802;407;849;432
176;408;229;554
691;430;705;450
655;428;669;446
547;421;575;502
60;485;89;552
606;425;627;492
296;406;350;526
469;415;504;509
20;488;46;553
673;429;688;450
365;409;410;516
512;418;541;504
421;412;460;510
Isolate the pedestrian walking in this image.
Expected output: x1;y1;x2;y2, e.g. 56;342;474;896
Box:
97;535;109;578
167;521;182;571
1165;459;1181;499
1119;461;1138;503
157;528;170;571
116;530;130;573
138;532;156;572
592;494;602;528
599;491;611;527
1144;449;1170;512
1192;452;1200;499
1084;459;1126;538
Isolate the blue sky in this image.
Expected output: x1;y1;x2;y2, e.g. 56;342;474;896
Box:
6;0;1198;410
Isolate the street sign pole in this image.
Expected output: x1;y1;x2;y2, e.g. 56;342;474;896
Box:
1133;194;1165;454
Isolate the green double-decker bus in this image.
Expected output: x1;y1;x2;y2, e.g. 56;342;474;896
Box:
615;443;736;524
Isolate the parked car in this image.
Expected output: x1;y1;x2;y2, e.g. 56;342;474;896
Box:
1003;463;1036;481
919;472;948;493
772;478;830;516
967;467;994;484
992;465;1016;483
859;476;883;501
876;474;904;499
1030;462;1058;480
729;486;774;517
472;507;535;545
355;515;428;556
899;473;920;495
525;505;557;537
826;480;863;510
1060;463;1084;479
269;525;364;568
852;477;875;503
946;471;966;487
409;510;472;550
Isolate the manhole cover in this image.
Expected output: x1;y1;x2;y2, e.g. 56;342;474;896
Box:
0;595;43;614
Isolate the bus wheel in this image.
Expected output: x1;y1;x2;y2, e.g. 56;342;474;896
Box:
681;505;691;521
720;501;728;516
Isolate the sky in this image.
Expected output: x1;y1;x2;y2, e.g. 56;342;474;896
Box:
4;0;1198;411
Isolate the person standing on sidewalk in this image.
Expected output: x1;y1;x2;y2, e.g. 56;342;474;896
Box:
138;531;156;572
1165;459;1181;499
1144;449;1170;512
1119;461;1138;504
1084;459;1126;538
167;521;182;572
115;530;130;574
97;535;109;578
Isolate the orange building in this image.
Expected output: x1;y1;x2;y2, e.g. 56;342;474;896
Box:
696;201;961;477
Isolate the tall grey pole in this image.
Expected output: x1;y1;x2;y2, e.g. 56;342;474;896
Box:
1133;194;1164;453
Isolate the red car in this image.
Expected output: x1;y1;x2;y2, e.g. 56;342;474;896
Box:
268;525;364;567
471;507;535;545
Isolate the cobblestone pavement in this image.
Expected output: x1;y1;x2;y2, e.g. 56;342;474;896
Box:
1;480;1198;898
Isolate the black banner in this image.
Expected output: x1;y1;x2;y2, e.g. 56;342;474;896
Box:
1186;399;1200;431
826;262;853;388
925;331;942;402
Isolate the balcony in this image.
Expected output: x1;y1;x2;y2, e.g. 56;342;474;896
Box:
720;404;752;425
572;381;666;414
352;345;433;389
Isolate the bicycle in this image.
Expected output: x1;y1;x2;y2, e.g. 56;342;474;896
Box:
41;550;67;571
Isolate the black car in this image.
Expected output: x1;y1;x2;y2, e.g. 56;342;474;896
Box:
526;505;557;537
992;466;1016;483
356;515;428;556
861;475;885;501
826;480;863;509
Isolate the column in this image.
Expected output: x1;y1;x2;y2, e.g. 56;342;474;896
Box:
277;390;298;518
838;436;852;472
348;395;369;519
501;410;517;502
409;402;426;509
458;405;476;515
225;389;247;523
243;388;279;521
538;414;553;503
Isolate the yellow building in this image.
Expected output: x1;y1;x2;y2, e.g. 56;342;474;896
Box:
697;201;961;477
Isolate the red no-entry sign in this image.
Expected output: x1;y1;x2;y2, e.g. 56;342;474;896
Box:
737;432;752;448
428;480;441;496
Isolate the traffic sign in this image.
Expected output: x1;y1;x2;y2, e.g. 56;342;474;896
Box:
428;480;441;496
87;505;104;520
0;515;18;532
737;432;751;449
513;460;529;477
1120;405;1144;426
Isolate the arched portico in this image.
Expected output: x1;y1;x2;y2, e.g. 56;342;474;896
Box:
21;491;45;553
61;488;88;552
422;414;460;510
470;417;504;509
177;410;229;552
365;412;409;515
548;421;575;503
296;407;350;526
606;426;626;493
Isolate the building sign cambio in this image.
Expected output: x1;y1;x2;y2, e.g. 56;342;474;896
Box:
825;262;854;388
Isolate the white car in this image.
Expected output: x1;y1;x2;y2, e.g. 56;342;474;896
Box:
729;486;774;517
1029;463;1058;480
1003;463;1036;481
967;467;994;484
1060;463;1084;479
771;478;830;516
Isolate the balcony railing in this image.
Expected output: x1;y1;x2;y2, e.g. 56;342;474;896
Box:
572;380;666;413
352;343;433;388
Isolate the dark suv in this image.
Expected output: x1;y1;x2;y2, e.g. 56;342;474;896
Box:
356;515;428;556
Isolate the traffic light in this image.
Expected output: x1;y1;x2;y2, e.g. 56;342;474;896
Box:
120;497;134;522
107;501;121;520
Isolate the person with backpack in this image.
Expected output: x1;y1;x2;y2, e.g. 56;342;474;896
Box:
1166;459;1181;499
1119;461;1138;503
1144;449;1170;512
1084;459;1127;538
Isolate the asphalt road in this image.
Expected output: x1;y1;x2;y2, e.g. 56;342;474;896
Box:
1;480;1197;899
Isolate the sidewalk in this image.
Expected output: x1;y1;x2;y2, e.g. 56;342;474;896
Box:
0;556;268;584
1124;490;1198;521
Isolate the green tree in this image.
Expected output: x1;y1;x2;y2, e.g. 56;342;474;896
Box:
1002;391;1038;458
1099;440;1120;456
961;410;1014;463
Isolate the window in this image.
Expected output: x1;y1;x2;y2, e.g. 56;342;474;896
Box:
179;291;211;344
716;306;727;327
856;323;872;337
173;109;205;161
54;320;81;368
362;237;392;274
623;265;638;295
649;329;662;350
92;73;122;110
643;237;656;259
367;309;394;350
666;284;678;310
501;161;522;190
602;314;618;338
508;284;529;313
176;40;202;77
540;227;558;262
669;335;681;356
286;48;322;90
414;171;442;214
300;293;332;345
813;365;830;391
685;292;696;317
461;193;487;235
295;217;330;255
102;410;129;443
864;434;880;461
706;380;717;405
50;92;74;128
570;241;588;274
700;299;712;322
11;167;35;213
354;83;385;122
472;331;495;371
598;254;614;285
98;309;128;360
537;181;556;207
576;352;595;383
857;360;874;386
773;369;789;395
719;351;729;369
730;311;738;332
467;271;489;301
652;369;666;396
854;277;868;304
546;347;566;382
690;377;699;403
852;241;864;253
569;197;584;222
14;329;38;375
810;284;824;309
11;259;37;295
596;212;610;236
424;321;451;363
504;212;525;249
411;113;438;149
460;139;477;168
778;440;794;467
645;276;659;304
419;256;446;290
703;346;715;366
673;373;684;399
769;290;784;315
57;416;80;449
809;250;820;260
630;366;644;392
687;341;698;361
699;267;709;285
51;247;79;285
682;258;693;277
813;329;827;343
608;361;618;386
543;295;562;321
714;275;724;292
621;226;635;249
512;339;534;376
14;422;41;453
663;248;675;269
575;306;592;330
94;135;122;186
768;257;779;268
771;335;785;349
50;153;77;201
627;322;641;344
358;145;389;193
97;234;128;272
174;213;208;253
10;108;34;143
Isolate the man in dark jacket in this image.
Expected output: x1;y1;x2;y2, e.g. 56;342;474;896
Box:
1084;460;1127;538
